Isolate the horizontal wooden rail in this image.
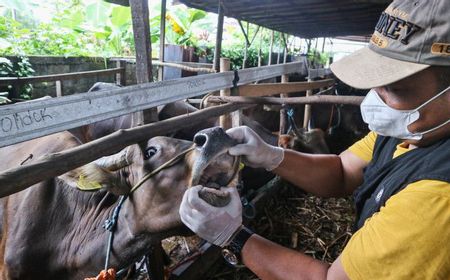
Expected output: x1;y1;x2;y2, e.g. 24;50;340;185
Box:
0;103;253;198
0;67;124;85
308;68;332;79
239;79;335;97
152;61;215;73
110;58;214;69
0;61;306;147
207;95;364;106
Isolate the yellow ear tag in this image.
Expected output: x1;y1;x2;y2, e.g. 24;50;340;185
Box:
77;174;103;191
239;162;245;171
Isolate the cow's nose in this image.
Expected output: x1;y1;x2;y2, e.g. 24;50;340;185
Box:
193;127;236;151
193;133;208;148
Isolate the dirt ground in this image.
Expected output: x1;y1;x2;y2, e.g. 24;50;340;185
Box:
157;182;355;280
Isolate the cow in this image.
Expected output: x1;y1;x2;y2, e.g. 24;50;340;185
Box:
278;127;330;154
0;127;238;279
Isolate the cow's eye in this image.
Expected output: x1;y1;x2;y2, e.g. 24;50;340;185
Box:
144;146;158;160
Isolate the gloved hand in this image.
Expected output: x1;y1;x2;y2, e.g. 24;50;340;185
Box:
179;185;242;247
226;126;284;171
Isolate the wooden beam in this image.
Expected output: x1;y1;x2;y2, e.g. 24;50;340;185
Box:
279;74;289;135
0;61;305;148
158;0;167;81
213;1;224;72
206;95;364;106
116;60;126;86
219;58;232;129
303;77;313;128
0;103;252;198
239;79;335;97
130;0;157;126
0;68;124;86
55;80;63;97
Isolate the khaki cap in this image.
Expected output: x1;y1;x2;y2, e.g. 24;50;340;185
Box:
331;0;450;89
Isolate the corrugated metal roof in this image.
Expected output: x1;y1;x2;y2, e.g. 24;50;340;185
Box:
178;0;392;38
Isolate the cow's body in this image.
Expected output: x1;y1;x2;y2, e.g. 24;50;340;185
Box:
0;128;236;279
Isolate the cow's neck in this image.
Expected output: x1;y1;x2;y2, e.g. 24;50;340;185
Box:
104;186;183;270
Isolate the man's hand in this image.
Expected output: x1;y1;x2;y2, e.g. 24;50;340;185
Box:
226;126;284;171
179;185;242;247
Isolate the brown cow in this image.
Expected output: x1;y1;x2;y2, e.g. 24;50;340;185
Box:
0;127;237;279
278;127;330;154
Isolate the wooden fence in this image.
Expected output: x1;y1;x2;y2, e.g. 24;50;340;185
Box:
0;60;346;199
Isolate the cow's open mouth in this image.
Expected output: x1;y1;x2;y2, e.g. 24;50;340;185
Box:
198;155;238;188
189;127;240;207
198;154;239;207
191;152;239;207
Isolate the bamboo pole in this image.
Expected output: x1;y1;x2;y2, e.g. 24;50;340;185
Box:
158;0;167;81
303;77;313;128
206;95;364;106
213;1;224;72
219;58;232;129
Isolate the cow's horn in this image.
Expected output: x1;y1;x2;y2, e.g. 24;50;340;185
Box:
94;148;133;171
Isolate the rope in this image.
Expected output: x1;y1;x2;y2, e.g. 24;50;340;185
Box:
286;108;299;134
231;70;240;96
103;195;127;270
199;92;215;109
130;146;195;194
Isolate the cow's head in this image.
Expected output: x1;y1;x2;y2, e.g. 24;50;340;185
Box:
71;127;238;233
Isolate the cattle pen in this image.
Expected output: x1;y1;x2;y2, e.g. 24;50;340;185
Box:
0;0;390;279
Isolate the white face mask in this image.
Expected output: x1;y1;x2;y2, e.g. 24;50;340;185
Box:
360;86;450;140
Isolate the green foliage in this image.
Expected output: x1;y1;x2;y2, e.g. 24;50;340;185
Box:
307;49;331;67
0;0;282;68
0;0;137;57
221;45;264;70
0;56;34;99
164;7;209;47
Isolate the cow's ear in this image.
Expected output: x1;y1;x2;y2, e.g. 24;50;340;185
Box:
61;163;131;195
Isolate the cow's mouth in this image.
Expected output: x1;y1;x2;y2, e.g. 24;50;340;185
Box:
189;127;240;207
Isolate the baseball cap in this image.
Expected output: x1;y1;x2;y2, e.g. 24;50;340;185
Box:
331;0;450;89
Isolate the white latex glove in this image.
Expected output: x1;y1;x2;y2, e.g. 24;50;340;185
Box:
179;185;242;247
227;126;284;171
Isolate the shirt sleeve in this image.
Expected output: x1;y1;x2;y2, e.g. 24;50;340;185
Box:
347;131;377;163
341;180;450;280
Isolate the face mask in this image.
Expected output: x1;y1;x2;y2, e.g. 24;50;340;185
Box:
360;86;450;140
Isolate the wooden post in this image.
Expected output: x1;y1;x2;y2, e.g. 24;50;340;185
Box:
158;0;167;81
115;60;126;86
322;37;326;53
279;74;289;135
242;22;249;69
213;1;224;72
11;82;21;100
130;0;158;126
219;58;232;129
303;77;313;129
258;28;263;67
268;30;274;66
279;36;290;135
55;80;63;97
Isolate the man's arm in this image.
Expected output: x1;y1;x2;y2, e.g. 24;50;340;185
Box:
273;149;368;198
242;234;349;280
226;126;369;198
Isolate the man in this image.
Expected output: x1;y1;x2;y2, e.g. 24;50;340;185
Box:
180;0;450;278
